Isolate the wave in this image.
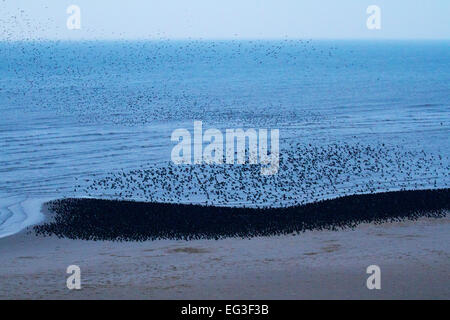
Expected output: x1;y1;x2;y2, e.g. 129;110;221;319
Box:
0;197;47;239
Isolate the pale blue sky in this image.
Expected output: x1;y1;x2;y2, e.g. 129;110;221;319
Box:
1;0;449;40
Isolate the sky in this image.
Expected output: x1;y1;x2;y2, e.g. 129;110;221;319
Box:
1;0;449;40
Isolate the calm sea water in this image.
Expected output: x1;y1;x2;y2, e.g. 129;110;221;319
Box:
0;40;449;237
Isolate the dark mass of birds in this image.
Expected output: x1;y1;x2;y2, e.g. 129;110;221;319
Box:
34;188;449;241
36;141;448;242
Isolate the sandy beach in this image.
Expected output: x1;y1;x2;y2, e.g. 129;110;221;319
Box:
0;214;448;300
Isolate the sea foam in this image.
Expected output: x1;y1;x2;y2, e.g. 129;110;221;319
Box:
0;196;47;239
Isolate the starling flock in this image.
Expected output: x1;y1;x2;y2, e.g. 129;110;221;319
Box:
78;142;449;208
35;188;449;241
2;7;448;241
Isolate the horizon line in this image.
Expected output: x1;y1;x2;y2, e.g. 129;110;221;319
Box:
1;37;450;42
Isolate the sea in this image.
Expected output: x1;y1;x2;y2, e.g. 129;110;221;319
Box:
0;40;449;238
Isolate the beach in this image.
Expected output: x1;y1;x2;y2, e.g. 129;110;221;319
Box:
1;213;448;300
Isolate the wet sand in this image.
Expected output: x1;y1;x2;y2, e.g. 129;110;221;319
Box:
0;216;448;299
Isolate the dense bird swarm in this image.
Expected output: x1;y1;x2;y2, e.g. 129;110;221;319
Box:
34;189;449;241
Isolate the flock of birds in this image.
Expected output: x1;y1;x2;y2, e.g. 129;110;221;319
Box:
2;6;448;237
35;188;450;241
79;142;449;208
1;5;448;241
1;5;362;127
2;38;350;127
